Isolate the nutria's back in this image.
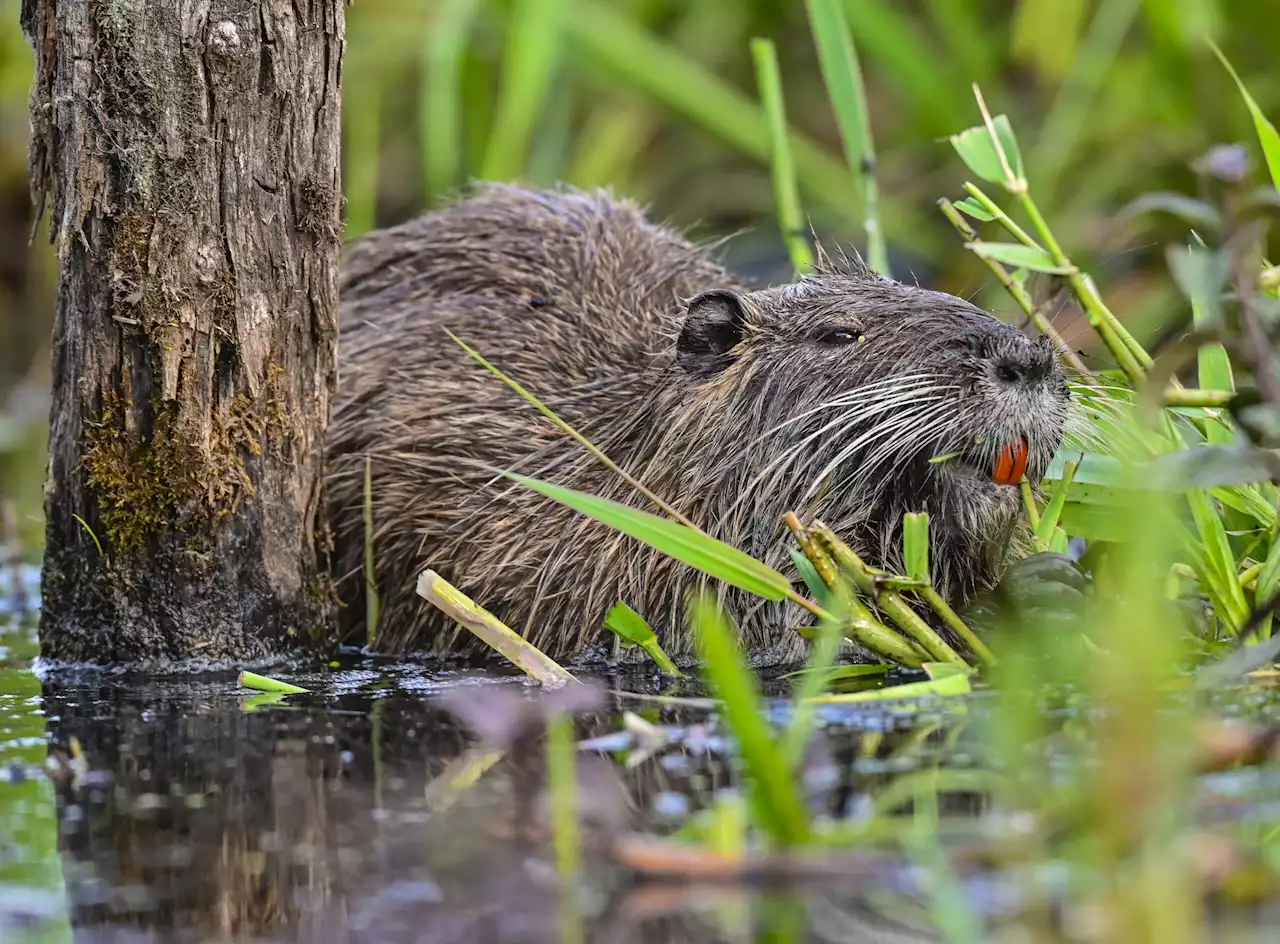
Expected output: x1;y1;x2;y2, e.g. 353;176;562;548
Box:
327;184;1071;664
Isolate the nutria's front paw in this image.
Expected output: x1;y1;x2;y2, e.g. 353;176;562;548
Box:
963;551;1088;634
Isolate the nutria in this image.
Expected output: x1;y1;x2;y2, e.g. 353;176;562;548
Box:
326;183;1073;665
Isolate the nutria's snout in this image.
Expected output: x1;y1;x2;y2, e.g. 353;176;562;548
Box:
932;326;1069;487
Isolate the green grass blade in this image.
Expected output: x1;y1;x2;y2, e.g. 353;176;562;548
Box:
603;599;657;647
750;38;813;275
1034;458;1078;546
421;0;481;204
503;472;793;602
689;593;810;847
953;196;996;221
480;0;567;182
789;547;834;612
1210;40;1280;192
804;0;890;275
1186;490;1251;632
446;328;699;529
1167;243;1234;443
71;513;105;558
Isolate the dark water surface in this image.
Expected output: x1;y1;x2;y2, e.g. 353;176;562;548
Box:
3;565;1280;943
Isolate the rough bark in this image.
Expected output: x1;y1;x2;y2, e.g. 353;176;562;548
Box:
22;0;344;665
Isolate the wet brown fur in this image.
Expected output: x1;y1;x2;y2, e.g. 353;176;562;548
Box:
326;184;1071;665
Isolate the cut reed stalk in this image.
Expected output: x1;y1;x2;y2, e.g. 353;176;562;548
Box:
415;569;578;687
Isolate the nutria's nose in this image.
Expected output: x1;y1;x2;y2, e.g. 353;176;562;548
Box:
993;338;1054;386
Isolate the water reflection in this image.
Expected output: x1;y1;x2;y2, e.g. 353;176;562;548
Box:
19;658;958;943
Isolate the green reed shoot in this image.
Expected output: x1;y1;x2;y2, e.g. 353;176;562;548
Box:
900;511;994;664
749;38;813;275
903;512;930;582
813;523;968;667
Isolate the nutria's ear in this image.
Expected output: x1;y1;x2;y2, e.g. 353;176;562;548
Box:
677;290;747;376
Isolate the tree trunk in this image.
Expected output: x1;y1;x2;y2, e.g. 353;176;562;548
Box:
22;0;344;665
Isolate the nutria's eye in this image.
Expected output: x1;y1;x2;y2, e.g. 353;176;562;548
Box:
816;328;858;345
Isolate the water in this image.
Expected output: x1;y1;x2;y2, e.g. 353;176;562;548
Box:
3;564;1280;943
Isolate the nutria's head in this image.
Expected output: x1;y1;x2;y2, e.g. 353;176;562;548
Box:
665;262;1073;600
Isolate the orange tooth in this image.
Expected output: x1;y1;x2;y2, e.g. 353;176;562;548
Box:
993;436;1029;486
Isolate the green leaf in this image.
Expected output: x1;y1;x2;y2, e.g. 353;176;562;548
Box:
1045;451;1128;486
604;601;683;676
689;593;810;846
503;472;794;601
949;113;1025;187
1167;244;1229;324
903;512;930;582
1210;40;1280;194
603;600;657;647
953;196;996;221
789;547;833;610
1148;446;1279;490
1166;244;1235;447
966;241;1074;273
